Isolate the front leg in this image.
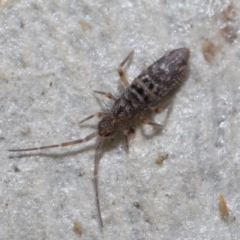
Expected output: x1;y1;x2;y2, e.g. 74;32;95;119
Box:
94;90;117;101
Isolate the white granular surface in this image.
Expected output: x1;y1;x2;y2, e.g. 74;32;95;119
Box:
0;1;240;239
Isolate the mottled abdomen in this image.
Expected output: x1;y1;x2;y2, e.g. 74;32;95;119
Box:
112;48;190;120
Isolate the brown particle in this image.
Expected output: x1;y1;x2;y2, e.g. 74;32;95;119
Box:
156;153;168;165
219;194;229;221
79;20;92;31
21;128;31;137
133;202;140;209
13;166;20;172
220;25;237;43
73;218;82;235
222;5;235;21
202;40;216;63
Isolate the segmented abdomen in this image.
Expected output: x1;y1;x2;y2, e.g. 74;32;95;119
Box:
112;48;190;120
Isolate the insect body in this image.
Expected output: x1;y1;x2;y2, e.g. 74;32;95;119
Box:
9;48;190;228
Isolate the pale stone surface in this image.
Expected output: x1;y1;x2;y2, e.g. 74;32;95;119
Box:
0;0;240;239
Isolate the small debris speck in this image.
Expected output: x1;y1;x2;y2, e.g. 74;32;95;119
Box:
73;218;82;235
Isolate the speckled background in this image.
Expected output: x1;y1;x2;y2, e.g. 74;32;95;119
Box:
0;0;240;239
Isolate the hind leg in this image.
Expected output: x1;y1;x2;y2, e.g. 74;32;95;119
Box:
140;116;162;127
141;101;173;127
118;51;134;87
149;102;172;113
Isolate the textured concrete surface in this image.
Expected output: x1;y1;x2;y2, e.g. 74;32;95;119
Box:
0;0;240;239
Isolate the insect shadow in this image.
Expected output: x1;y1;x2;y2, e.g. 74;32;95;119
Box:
9;48;190;229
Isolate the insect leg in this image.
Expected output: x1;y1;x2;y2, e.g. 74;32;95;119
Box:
140;116;162;127
117;51;134;87
93;139;105;228
93;90;117;101
8;132;98;152
149;100;173;113
79;112;104;124
149;106;165;113
123;127;135;151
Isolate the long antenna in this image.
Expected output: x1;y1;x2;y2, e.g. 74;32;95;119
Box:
8;132;98;152
94;139;105;228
